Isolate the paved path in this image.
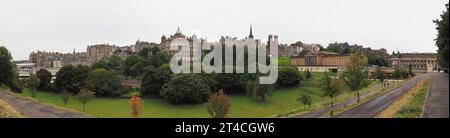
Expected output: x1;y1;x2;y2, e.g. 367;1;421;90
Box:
293;83;384;118
423;73;449;118
0;89;91;118
333;74;429;118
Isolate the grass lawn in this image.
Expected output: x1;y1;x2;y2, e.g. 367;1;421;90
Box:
393;78;431;118
278;56;290;66
19;73;330;118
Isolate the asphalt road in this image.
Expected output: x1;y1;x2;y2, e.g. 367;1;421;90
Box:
333;73;429;118
423;72;449;118
293;83;383;118
0;89;91;118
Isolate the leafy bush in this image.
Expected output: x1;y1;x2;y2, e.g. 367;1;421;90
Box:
206;90;231;118
160;74;211;104
276;66;302;87
140;65;172;96
55;65;89;93
87;69;122;97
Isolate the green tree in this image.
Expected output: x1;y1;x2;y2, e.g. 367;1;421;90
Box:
0;46;14;87
123;54;146;77
322;72;345;116
29;73;41;98
36;69;52;91
340;53;369;102
76;89;95;112
297;93;312;107
160;74;212;104
374;66;386;82
150;51;170;67
217;73;244;93
140;66;172;97
206;89;231;118
434;3;449;68
87;68;122;97
55;65;89;94
246;79;274;102
374;66;386;90
61;90;71;106
91;60;111;70
277;66;302;87
108;55;124;71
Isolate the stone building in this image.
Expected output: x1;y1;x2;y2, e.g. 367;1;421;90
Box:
160;27;192;55
29;50;90;68
87;44;117;62
290;51;351;72
279;43;322;57
160;26;262;58
390;53;439;73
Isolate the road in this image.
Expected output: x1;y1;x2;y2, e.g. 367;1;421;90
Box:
293;83;383;118
333;73;429;118
423;72;449;118
0;89;91;118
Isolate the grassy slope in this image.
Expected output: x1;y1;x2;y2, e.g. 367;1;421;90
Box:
393;79;431;118
0;99;23;118
19;73;328;118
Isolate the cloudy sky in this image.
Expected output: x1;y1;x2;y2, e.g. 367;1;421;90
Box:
0;0;447;60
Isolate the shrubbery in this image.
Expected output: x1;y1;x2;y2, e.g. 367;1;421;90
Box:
87;68;122;97
160;74;212;104
140;65;172;97
276;66;303;87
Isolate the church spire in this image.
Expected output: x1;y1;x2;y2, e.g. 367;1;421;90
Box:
176;27;182;34
249;25;254;39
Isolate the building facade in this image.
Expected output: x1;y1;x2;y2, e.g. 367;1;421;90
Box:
290;51;351;72
390;53;439;73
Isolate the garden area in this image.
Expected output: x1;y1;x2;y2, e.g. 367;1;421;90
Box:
18;72;329;118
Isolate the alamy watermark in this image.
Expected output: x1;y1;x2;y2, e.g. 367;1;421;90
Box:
169;35;278;84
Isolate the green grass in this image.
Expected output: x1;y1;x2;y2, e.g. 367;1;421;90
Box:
19;73;330;118
278;56;290;66
394;79;430;118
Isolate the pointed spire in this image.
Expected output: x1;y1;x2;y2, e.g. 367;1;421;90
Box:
249;24;254;39
176;27;182;34
73;48;76;54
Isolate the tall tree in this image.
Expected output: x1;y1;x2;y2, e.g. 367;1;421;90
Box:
123;54;146;77
28;73;41;98
140;66;172;97
297;93;312;107
55;65;89;93
87;68;122;97
76;89;95;112
434;3;449;68
340;53;369;102
91;60;111;70
36;69;52;91
108;55;124;71
374;66;386;90
322;72;345;116
246;79;274;102
0;46;14;86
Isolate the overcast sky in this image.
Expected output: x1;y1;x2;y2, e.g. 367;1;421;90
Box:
0;0;447;60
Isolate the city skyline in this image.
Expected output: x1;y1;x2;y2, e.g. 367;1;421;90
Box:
0;0;448;60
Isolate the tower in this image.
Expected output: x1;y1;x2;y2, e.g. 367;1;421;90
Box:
249;25;254;39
